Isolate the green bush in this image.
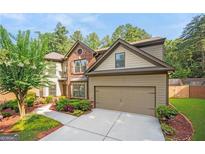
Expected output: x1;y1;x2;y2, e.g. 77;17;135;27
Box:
25;92;36;107
58;96;66;100
2;112;12;118
78;100;91;111
25;97;35;107
56;98;69;111
0;99;19;113
26;91;36;98
161;123;175;136
45;95;54;104
56;98;91;112
156;105;178;120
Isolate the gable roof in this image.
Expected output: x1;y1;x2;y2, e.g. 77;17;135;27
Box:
44;52;65;62
95;37;165;55
85;38;174;75
65;40;95;58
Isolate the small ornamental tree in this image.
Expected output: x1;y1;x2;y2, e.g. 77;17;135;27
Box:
0;26;49;118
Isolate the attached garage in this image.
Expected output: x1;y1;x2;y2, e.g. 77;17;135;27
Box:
88;74;168;116
95;86;156;116
86;39;174;116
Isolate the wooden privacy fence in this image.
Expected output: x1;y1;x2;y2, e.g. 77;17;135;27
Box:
169;85;205;99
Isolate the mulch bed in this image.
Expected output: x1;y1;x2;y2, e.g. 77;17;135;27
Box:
0;115;20;133
166;113;193;141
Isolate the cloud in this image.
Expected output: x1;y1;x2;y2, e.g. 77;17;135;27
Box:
47;14;73;26
0;13;25;22
45;14;106;35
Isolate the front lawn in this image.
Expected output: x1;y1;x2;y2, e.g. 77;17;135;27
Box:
170;98;205;141
1;114;61;141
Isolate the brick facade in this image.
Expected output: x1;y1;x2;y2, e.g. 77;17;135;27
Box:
65;43;96;98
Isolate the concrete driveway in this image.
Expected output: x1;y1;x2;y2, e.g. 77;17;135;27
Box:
37;106;164;141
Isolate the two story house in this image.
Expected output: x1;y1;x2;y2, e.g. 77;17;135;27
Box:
37;37;174;116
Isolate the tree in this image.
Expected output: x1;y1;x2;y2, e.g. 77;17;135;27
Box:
181;14;205;77
111;24;151;42
101;35;112;48
36;23;72;54
37;32;55;54
164;39;192;78
0;26;49;118
70;30;84;43
85;32;101;49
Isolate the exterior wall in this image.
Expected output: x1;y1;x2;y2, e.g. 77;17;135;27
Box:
36;61;63;97
88;74;168;106
140;44;164;60
65;44;96;98
96;45;155;71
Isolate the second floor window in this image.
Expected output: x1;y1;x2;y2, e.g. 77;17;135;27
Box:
115;52;125;68
47;62;56;77
74;59;87;73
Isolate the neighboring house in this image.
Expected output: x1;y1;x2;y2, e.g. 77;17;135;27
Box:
38;37;174;116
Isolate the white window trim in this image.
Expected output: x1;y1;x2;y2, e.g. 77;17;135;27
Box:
71;82;87;99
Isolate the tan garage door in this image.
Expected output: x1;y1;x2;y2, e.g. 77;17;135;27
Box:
95;86;156;116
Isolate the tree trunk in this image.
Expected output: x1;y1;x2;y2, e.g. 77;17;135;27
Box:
16;92;26;119
18;101;26;119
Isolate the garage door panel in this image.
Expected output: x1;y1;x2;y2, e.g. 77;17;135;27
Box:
95;86;155;116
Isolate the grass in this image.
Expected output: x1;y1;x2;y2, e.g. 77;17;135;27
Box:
170;98;205;141
10;114;61;141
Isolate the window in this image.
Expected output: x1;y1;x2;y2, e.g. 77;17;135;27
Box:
49;84;56;96
77;48;83;55
47;62;56;77
115;52;125;68
72;83;85;98
74;59;87;73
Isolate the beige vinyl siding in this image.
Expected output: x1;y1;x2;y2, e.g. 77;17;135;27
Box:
140;45;164;60
89;74;167;106
95;45;155;71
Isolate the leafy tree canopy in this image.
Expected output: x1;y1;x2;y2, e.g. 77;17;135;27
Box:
111;24;151;42
0;25;49;118
85;32;101;50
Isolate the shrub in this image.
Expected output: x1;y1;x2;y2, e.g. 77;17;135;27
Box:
64;105;74;113
0;99;19;113
25;92;36;107
45;95;54;104
25;97;35;107
56;98;69;111
161;123;175;136
59;96;66;100
37;97;46;104
26;91;36;98
78;100;91;111
2;112;12;118
156;105;178;120
72;110;84;117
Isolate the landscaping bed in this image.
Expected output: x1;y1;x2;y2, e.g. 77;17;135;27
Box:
50;97;92;117
156;105;193;141
0;114;62;141
0;92;62;140
170;98;205;141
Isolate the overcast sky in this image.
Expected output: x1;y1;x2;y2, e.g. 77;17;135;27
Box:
0;13;199;40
